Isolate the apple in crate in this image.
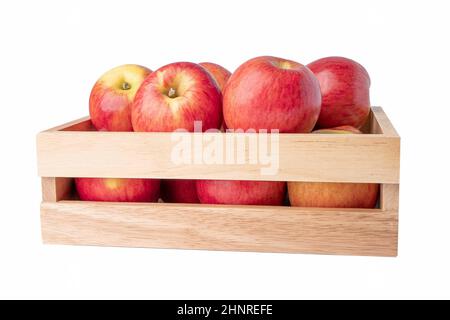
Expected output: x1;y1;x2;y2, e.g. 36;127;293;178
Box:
307;57;371;129
89;64;151;131
75;178;160;202
161;63;230;203
199;62;231;92
287;126;379;208
196;180;286;205
131;62;222;132
132;62;222;203
207;56;318;205
223;56;321;132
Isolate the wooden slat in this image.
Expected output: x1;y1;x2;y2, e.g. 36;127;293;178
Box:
41;201;398;256
380;183;399;256
36;107;400;183
381;184;400;211
37;131;400;183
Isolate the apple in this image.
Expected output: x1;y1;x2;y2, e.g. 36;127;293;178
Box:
214;56;319;204
288;182;379;208
161;180;199;203
89;64;151;131
83;64;156;202
199;62;231;92
307;57;371;129
287;126;379;208
131;62;222;132
196;180;286;205
75;178;160;202
131;62;222;202
223;56;321;132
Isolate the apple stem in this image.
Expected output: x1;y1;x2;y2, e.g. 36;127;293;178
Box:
168;87;177;98
122;82;131;90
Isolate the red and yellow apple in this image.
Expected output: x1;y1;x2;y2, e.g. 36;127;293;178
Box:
196;180;286;205
161;180;199;203
81;64;158;202
288;182;379;208
288;126;379;208
199;62;231;92
307;57;371;129
75;178;160;202
131;62;222;132
89;64;151;131
223;56;321;132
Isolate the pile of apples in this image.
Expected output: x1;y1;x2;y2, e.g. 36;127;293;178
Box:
75;56;378;208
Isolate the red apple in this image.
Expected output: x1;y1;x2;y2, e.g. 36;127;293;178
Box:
199;62;231;92
288;126;378;208
223;56;321;132
131;62;222;202
131;62;222;132
307;57;371;129
161;180;199;203
196;180;286;205
84;65;156;202
90;64;151;131
75;178;160;202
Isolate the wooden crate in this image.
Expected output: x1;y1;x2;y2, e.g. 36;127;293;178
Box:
36;107;400;256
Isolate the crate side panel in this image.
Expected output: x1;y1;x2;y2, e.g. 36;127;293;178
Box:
41;201;398;256
37;131;400;183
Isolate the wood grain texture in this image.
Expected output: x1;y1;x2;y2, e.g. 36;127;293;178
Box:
380;184;399;255
37;107;400;256
36;109;400;183
381;184;400;211
41;201;398;256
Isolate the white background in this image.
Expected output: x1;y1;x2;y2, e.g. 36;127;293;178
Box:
1;0;449;299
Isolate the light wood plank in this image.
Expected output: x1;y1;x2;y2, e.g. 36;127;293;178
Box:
380;184;399;256
37;131;400;183
37;107;400;183
41;201;398;256
381;184;400;211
